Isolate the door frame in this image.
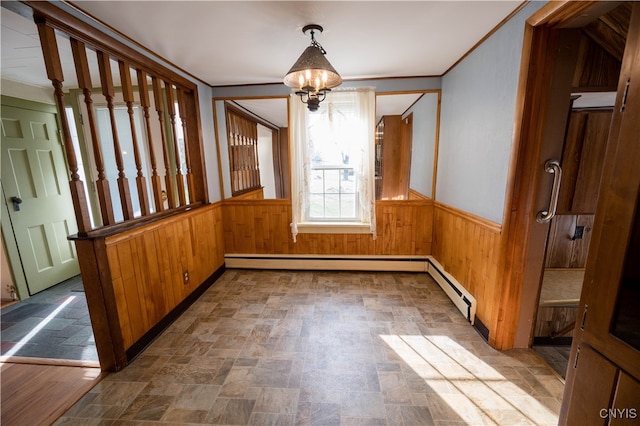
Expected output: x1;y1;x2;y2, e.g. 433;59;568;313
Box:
497;0;623;348
0;95;70;300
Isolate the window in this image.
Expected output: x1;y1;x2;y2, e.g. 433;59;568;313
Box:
290;88;376;241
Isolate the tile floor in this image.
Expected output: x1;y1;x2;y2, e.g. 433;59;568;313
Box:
532;345;571;379
0;275;98;362
56;269;565;425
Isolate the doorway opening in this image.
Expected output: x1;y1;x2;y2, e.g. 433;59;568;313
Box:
0;6;99;367
522;3;631;378
532;102;615;378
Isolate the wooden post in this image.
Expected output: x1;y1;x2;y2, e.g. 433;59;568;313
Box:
165;83;186;206
152;76;177;209
119;60;150;216
36;23;92;233
136;70;164;212
177;88;195;203
97;50;134;221
69;38;115;226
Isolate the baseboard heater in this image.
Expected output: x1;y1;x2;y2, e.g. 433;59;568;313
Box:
224;254;476;323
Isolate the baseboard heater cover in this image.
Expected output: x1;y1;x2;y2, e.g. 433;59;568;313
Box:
224;254;476;323
426;257;476;324
224;254;429;272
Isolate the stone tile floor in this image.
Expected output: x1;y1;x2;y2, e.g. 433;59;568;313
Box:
56;269;565;425
1;275;98;362
532;345;571;379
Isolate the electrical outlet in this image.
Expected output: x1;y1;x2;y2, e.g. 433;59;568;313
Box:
572;226;585;240
183;270;189;284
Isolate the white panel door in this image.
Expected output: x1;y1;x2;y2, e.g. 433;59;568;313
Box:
1;104;80;295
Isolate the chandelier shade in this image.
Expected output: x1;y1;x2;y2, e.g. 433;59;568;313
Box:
283;46;343;89
284;24;342;111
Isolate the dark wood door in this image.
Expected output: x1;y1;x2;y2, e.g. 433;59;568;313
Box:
560;3;640;424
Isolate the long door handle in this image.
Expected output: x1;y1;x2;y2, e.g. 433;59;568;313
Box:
536;160;562;224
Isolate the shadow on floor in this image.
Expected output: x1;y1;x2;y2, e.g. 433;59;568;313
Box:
0;275;98;362
533;344;571;379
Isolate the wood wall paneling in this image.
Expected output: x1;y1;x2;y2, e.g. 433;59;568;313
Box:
222;199;433;255
545;214;594;268
83;205;225;353
572;111;611;213
378;115;411;200
408;189;430;200
573;33;622;91
432;203;502;339
558;110;612;215
534;305;578;337
75;239;125;371
557;112;588;213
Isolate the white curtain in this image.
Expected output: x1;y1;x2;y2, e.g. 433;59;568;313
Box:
353;88;377;239
289;92;310;243
290;87;377;242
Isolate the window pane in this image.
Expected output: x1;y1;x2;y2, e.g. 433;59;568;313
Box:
342;171;356;193
325;169;340;193
325;194;340;218
309;194;325;218
341;194;356;218
310;169;324;193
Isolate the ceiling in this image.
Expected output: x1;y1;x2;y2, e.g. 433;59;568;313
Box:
2;1;525;88
1;1;524;126
71;1;524;86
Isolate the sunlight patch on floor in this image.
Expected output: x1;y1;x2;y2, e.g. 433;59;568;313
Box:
3;295;76;358
381;334;560;425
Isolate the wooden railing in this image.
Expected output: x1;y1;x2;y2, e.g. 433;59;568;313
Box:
225;103;262;195
29;2;207;236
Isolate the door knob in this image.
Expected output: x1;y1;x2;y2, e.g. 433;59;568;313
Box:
10;196;22;211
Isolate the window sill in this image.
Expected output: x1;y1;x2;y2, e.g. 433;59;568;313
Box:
296;222;371;234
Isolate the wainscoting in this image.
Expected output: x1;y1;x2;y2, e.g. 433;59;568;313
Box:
104;205;225;349
222;199;433;255
76;204;226;370
432;202;502;344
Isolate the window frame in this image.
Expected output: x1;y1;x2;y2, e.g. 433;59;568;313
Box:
290;88;377;240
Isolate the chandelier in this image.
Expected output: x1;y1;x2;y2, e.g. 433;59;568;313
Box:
283;24;342;111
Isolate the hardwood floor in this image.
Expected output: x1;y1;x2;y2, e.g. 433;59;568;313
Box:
0;359;103;426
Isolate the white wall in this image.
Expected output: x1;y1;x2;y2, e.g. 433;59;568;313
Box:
404;93;439;198
214;100;232;198
1;78;55;105
257;125;276;199
436;1;545;224
197;82;221;202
